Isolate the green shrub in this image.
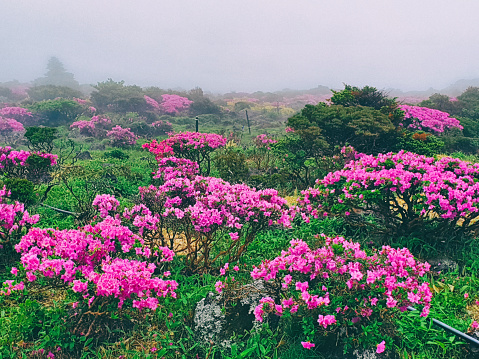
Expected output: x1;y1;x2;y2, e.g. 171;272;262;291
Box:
2;178;35;205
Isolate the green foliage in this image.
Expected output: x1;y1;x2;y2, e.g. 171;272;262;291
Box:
419;93;463;116
28;99;83;126
103;149;129;160
287;103;397;155
331;84;397;111
2;178;35;205
24;126;59;152
458;116;479;138
397;131;445;156
442;136;479;154
214;147;249;183
90;79;146;113
27;85;83;102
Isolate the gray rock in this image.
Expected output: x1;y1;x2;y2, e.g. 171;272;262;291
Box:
76;151;92;160
428;257;459;273
193;280;278;347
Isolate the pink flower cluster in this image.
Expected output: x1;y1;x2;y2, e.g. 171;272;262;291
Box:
399;105;462;133
153;157;199;181
0;186;40;246
0;116;25;133
0;106;32;118
0;146;58;170
144;95;161;111
70;115;111;137
143;132;227;162
144;94;193;114
300;150;479;226
254;134;278;149
160;94;193;114
141;175;294;234
107;125;137;147
10;214;177;309
92;194;120;218
251;235;431;339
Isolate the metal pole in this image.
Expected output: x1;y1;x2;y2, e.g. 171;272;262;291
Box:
195;116;199;132
407;306;479;347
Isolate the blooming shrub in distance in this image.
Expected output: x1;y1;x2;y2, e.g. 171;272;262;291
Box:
399;105;462;133
0;116;25;144
250;234;431;352
71;115;112;137
143;131;227;175
0;146;57;181
107;125;137;147
299;150;479;240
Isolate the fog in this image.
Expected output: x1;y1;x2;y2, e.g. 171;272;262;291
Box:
2;0;479;93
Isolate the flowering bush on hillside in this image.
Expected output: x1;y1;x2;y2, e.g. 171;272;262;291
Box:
299;150;479;240
0;186;39;250
125;167;295;271
70;115;111;137
160;94;193;114
0;106;36;127
143;132;227;175
0;146;57;182
0;116;25;145
152;157;199;182
107;125;137;147
144;94;193;115
399;105;462;133
249;234;431;352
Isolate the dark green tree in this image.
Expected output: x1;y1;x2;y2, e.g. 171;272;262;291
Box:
24;127;59;152
287;104;397;155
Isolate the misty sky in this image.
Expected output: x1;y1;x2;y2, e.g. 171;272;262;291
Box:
2;0;479;93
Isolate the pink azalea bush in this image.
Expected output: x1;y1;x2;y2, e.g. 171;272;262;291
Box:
399;105;462;134
92;194;120;218
143;132;227;175
0;116;25;144
160;94;193;114
144;94;193;115
0;146;57;179
152;157;199;182
250;234;431;351
299;150;479;239
5;207;177;312
0;186;40;248
0;106;35;126
70;115;112;137
107;125;137;147
126;169;295;271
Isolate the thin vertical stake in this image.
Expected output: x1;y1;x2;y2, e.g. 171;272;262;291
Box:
245;110;251;134
195;116;199;132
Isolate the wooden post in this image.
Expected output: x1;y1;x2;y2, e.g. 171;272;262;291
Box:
245;110;251;134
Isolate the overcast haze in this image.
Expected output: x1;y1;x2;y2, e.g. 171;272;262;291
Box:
2;0;479;93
